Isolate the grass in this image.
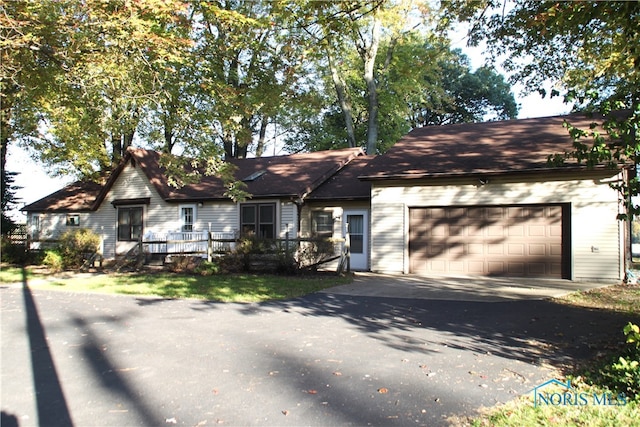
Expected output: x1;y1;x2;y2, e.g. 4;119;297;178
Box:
0;264;352;302
467;283;640;427
471;381;640;427
557;284;640;314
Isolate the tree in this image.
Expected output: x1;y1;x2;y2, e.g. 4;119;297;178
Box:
450;0;640;217
1;170;20;233
2;0;191;180
282;38;518;153
188;0;307;159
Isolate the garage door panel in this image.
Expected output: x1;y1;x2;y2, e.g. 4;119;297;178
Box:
409;205;566;278
488;261;506;274
507;262;525;275
508;243;525;255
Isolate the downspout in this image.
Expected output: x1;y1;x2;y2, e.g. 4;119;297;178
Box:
625;166;636;282
292;197;304;238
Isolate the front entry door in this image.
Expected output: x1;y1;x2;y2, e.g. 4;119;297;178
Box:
344;210;368;271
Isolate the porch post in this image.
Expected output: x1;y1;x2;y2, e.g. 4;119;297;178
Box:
207;231;213;262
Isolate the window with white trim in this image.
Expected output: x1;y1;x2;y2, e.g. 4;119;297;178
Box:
180;204;196;232
311;211;333;237
117;206;143;241
66;214;80;226
240;203;275;239
31;214;41;239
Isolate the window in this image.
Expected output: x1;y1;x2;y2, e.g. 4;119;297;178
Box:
240;203;275;239
31;214;40;239
347;214;364;254
180;205;196;232
312;211;333;237
66;214;80;226
118;207;143;241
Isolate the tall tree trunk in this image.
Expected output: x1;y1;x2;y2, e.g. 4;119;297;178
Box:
162;102;176;154
326;45;357;148
234;117;252;159
255;116;269;157
363;16;381;155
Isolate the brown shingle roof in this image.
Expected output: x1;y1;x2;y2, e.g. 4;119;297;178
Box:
307;156;374;200
362;113;621;180
21;181;102;212
128;147;365;201
24;147;365;211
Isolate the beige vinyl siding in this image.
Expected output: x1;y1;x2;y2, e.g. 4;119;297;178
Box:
299;202;370;270
280;201;297;237
93;164;172;258
197;202;237;234
371;173;623;281
370;203;406;274
29;212;92;241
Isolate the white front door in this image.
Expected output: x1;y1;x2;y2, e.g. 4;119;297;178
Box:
343;210;368;271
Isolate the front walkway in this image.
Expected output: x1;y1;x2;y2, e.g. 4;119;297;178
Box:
322;272;612;302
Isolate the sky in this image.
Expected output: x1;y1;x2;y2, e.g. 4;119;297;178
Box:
6;31;572;223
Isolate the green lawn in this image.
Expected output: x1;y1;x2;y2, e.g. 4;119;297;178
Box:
0;265;351;302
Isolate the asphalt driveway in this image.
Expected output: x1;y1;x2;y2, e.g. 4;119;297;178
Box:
1;274;636;427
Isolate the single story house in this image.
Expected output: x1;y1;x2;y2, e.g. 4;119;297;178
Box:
22;147;365;260
21;112;630;281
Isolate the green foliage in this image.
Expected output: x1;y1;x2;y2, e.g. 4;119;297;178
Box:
56;228;101;269
42;250;63;273
221;235;296;274
451;0;640;218
296;238;337;270
0;236;27;264
193;260;220;277
283;35;518;154
589;323;640;401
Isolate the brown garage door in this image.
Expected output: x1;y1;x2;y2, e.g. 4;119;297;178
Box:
409;205;567;278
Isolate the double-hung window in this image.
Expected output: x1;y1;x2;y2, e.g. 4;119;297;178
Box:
180;205;196;232
118;207;143;241
311;211;333;237
240;203;275;239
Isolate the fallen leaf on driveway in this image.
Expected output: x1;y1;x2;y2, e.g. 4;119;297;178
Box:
377;388;389;394
282;410;289;416
306;389;318;394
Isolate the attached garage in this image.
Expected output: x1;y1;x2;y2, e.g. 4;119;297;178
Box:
408;205;570;278
363;113;628;282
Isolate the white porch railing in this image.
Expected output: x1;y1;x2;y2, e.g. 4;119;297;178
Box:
142;231;237;257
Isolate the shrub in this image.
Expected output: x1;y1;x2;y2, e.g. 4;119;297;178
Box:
296;238;336;270
42;250;63;273
220;235;298;274
194;260;220;276
57;228;101;269
168;256;202;273
597;323;640;400
0;237;28;264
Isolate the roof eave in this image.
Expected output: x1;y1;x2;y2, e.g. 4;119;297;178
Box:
359;165;621;181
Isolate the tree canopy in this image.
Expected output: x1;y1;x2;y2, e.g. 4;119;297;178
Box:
450;0;639;217
2;0;519;196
